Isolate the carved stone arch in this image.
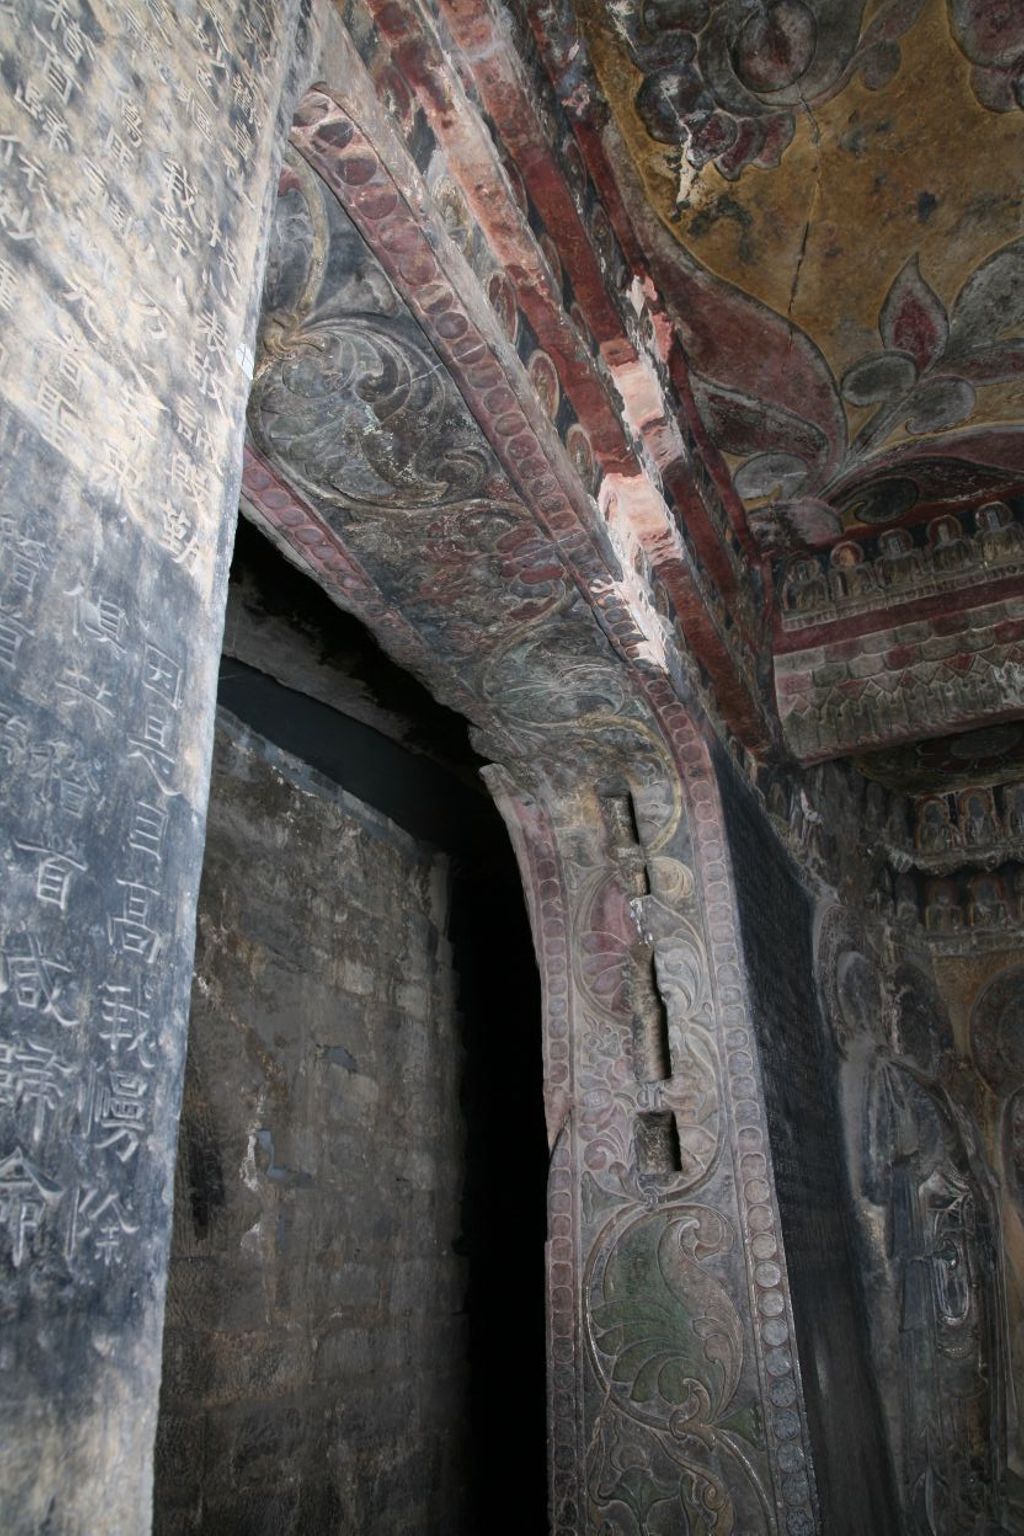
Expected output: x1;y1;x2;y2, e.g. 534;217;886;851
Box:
234;69;826;1536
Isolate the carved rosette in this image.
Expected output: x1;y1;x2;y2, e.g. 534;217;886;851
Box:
249;314;493;515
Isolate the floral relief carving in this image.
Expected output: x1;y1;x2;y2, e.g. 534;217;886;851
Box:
949;0;1024;112
249;315;494;513
730;237;1024;535
584;1204;775;1534
614;0;926;180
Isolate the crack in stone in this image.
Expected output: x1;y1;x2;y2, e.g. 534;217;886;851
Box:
787;95;825;321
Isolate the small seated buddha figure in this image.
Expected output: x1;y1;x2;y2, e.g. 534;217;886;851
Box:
895;872;920;926
915;795;960;854
781;556;829;613
967;874;1008;929
928;512;973;574
924;878;962;933
959;787;999;849
877;527;921;591
828;539;876;602
1013;866;1024;923
977;499;1024;567
1001;782;1024;840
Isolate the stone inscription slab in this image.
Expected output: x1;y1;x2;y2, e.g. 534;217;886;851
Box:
0;1;313;1529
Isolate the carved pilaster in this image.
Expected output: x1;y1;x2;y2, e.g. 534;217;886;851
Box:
490;751;819;1535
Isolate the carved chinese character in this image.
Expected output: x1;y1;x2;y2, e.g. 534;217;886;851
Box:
81;1066;149;1162
41;0;96;68
0;612;29;670
142;642;183;707
63;280;103;340
103;126;135;173
0;933;78;1027
29;739;101;818
34;376;79;452
0;1146;62;1266
107;879;162;963
202;217;241;301
14;78;47;125
169;447;211;504
5;550;40;602
0;185;34;244
131;289;169;343
116;92;143;148
94;440;142;508
67;1185;138;1267
68;587;127;653
39;106;72;154
98;980;155;1068
15;147;50;211
0;705;29;768
32;28;78;107
157;157;199;258
12;837;86;913
0;1038;74;1141
57;666;114;724
127;798;167;865
0;257;19;311
173;392;216;457
127;699;178;788
137;703;171;755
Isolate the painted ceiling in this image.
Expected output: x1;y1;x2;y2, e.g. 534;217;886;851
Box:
580;0;1024;548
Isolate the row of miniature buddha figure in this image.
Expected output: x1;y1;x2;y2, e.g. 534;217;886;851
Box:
911;782;1024;855
782;500;1024;614
788;669;1014;759
883;864;1024;934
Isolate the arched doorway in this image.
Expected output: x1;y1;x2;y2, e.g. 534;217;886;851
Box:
153;518;547;1533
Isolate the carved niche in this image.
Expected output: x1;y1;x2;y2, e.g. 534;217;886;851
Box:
821;919;1008;1533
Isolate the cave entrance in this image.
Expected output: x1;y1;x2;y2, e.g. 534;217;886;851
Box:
153;517;547;1534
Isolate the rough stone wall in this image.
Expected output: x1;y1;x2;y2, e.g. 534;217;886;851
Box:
716;750;901;1534
0;4;316;1530
155;711;468;1535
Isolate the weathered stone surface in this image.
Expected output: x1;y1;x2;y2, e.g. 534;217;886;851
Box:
154;712;468;1535
818;916;1015;1531
0;0;1021;1528
0;3;314;1530
718;751;901;1533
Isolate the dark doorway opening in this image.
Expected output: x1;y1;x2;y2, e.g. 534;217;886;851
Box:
154;516;547;1534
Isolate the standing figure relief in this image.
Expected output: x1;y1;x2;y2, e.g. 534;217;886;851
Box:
823;928;1010;1533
